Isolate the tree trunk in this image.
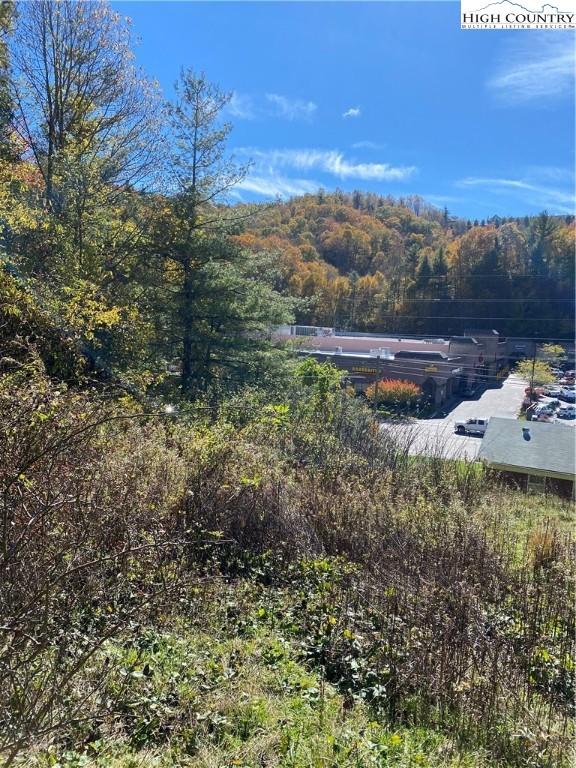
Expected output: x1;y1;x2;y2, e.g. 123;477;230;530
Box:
180;258;195;394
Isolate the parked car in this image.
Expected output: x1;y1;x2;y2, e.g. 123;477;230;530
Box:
558;390;576;403
454;417;489;435
544;387;565;398
558;405;576;419
534;400;560;416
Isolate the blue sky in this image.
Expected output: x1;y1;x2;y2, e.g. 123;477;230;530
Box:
114;1;575;220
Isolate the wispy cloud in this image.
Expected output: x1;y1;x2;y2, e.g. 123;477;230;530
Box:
244;148;417;182
327;153;415;181
352;140;386;150
232;146;417;199
487;33;575;105
225;92;318;122
343;107;361;118
265;93;317;121
457;174;575;213
227;93;256;120
234;175;321;198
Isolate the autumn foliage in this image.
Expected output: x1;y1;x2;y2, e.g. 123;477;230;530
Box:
365;377;421;406
237;192;575;339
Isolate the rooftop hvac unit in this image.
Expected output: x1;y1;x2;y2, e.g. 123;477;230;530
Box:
369;347;392;359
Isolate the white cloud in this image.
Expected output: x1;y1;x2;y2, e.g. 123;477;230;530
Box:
460;178;532;190
234;175;321;198
232;147;417;199
487;33;575;104
225;93;318;122
343;107;361;118
325;153;415;182
458;175;575;213
265;93;317;121
244;148;417;182
227;93;256;120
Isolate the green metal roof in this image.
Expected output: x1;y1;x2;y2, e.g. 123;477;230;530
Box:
478;417;576;480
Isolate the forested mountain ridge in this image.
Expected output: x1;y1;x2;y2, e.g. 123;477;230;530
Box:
234;191;575;338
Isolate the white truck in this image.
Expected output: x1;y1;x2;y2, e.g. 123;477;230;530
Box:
454;417;489;435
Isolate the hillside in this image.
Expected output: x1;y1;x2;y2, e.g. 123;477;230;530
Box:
1;267;575;768
234;192;575;339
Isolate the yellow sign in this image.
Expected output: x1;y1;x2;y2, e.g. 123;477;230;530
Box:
425;365;438;372
351;366;378;374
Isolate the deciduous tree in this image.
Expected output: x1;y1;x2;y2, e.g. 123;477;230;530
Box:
0;1;14;158
515;359;554;388
11;0;162;216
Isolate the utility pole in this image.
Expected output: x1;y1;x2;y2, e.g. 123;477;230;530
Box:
525;335;541;425
529;334;539;403
374;354;382;413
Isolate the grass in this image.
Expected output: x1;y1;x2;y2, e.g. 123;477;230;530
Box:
21;611;498;768
2;371;574;768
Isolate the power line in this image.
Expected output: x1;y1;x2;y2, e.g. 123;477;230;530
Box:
370;316;575;322
385;298;575;303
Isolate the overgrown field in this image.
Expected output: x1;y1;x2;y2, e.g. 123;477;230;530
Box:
1;349;574;768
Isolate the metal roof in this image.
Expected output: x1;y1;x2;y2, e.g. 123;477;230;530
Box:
478;417;576;480
395;351;450;360
464;328;499;336
449;337;480;345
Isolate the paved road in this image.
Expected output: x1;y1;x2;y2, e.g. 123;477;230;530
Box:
382;374;560;461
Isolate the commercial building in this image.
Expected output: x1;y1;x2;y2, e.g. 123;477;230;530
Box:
275;325;511;406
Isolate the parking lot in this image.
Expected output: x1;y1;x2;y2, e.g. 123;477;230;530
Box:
382;374;574;461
